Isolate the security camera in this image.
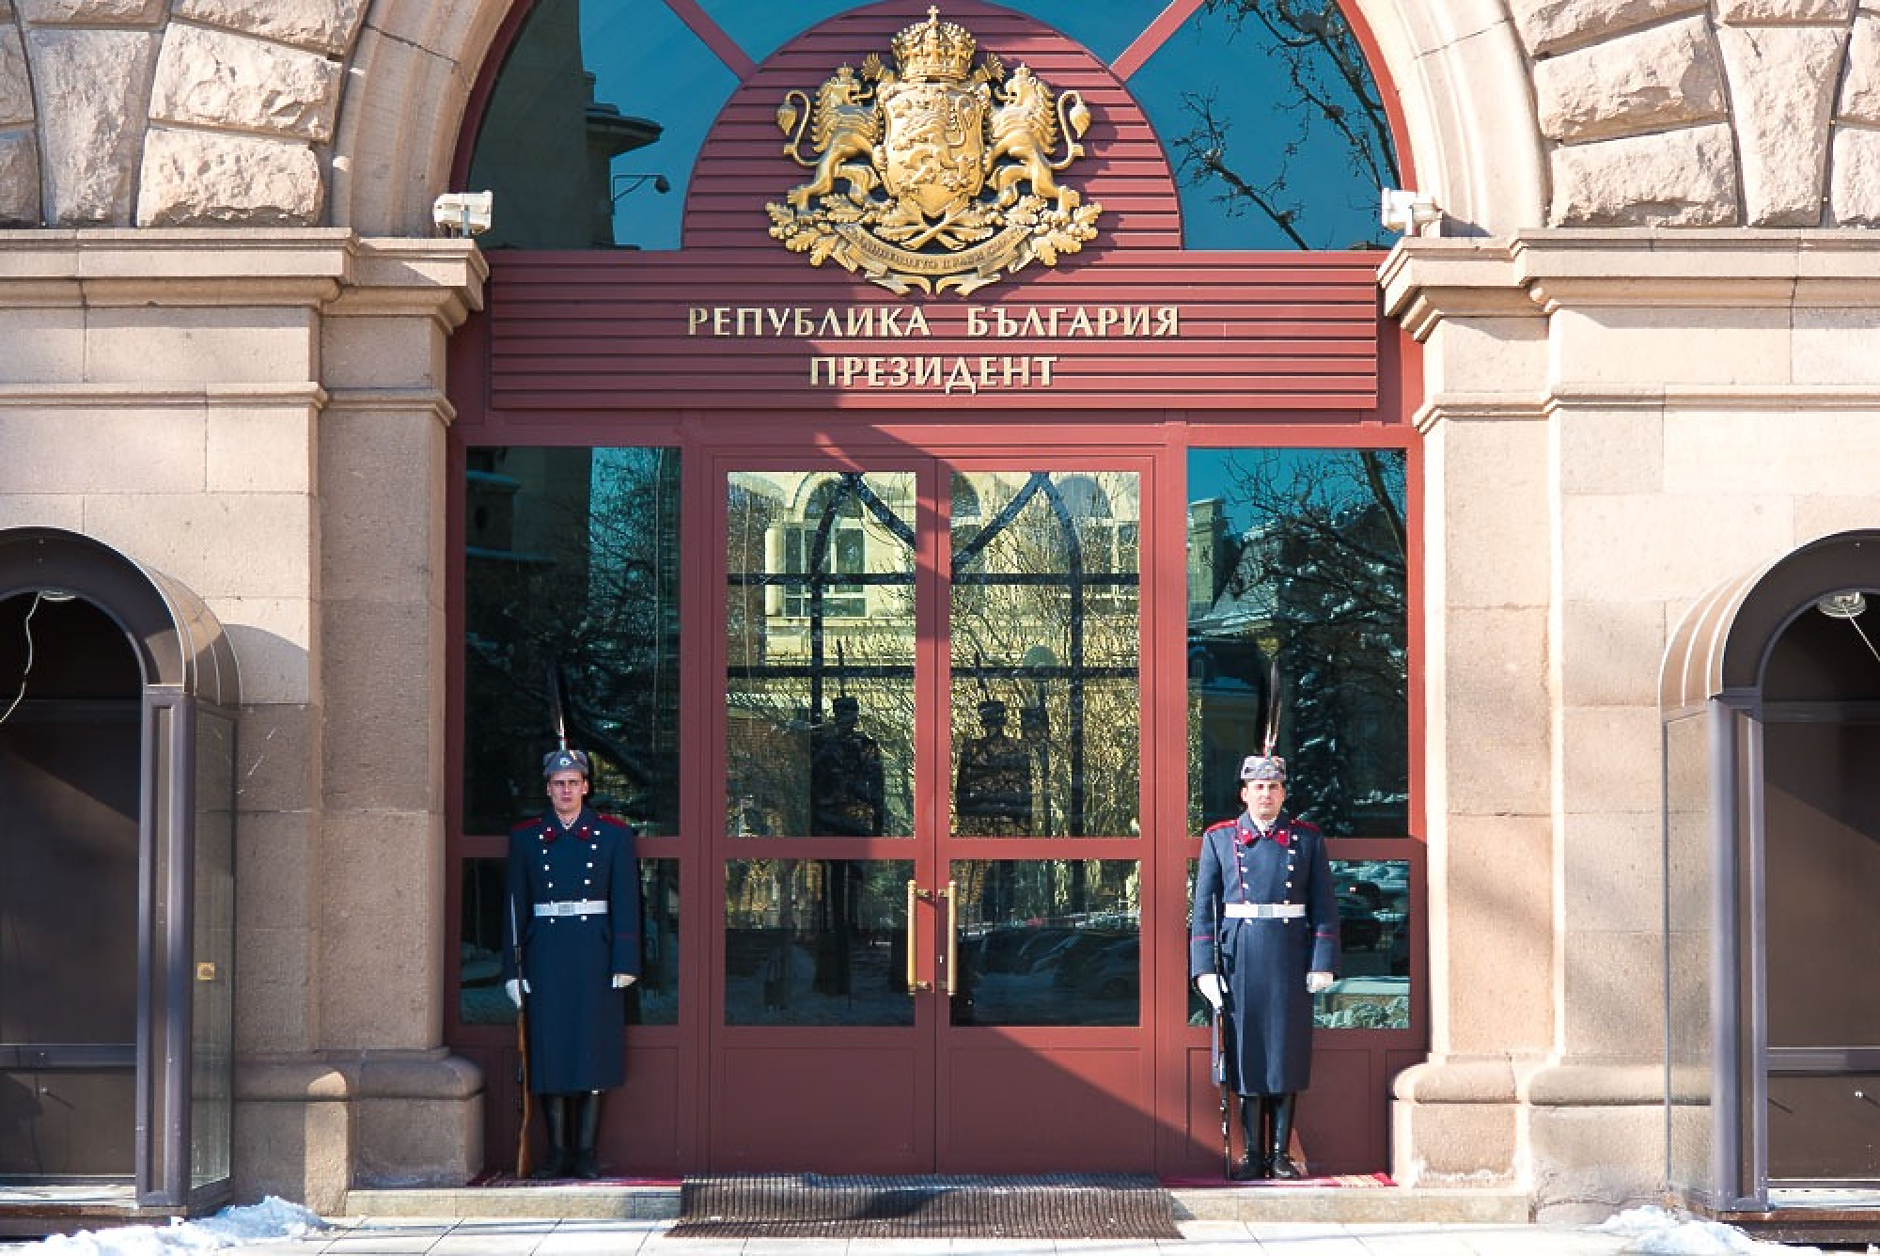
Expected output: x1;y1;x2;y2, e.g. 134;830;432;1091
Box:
1380;188;1441;235
433;191;494;237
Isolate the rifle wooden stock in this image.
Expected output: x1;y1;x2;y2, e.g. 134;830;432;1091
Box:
515;997;533;1179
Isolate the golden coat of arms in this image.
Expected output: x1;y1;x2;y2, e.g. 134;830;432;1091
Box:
767;7;1103;296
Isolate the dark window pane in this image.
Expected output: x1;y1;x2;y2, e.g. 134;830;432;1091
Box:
1320;859;1409;1029
951;860;1140;1026
724;859;915;1025
463;447;682;835
1187;449;1408;836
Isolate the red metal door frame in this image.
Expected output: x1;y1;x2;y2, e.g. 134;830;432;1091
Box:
444;404;1425;1179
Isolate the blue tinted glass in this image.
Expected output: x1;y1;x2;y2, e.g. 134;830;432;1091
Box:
1131;4;1397;249
469;0;1394;252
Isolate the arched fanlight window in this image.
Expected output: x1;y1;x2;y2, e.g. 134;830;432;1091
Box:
465;0;1397;251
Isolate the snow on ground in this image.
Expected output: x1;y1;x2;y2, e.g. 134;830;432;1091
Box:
3;1198;327;1256
2;1196;1878;1253
1595;1204;1877;1255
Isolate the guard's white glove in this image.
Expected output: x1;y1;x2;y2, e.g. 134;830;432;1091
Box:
611;973;637;988
504;978;530;1008
1306;971;1334;994
1195;973;1226;1010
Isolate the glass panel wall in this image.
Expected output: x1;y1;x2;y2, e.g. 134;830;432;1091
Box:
1187;448;1408;835
950;859;1140;1027
725;472;917;838
950;471;1140;838
724;858;915;1025
1663;707;1716;1203
462;446;682;836
189;709;236;1190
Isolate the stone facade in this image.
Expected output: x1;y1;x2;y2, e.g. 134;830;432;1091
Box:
1;0;1878;1225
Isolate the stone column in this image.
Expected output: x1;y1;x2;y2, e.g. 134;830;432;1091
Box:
1379;240;1558;1201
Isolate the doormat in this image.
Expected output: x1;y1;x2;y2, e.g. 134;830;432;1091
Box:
670;1173;1182;1239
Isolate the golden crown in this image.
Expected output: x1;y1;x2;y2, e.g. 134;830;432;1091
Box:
892;7;976;82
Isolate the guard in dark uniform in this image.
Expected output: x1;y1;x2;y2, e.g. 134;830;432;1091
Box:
955;698;1033;835
1190;753;1338;1180
503;748;641;1179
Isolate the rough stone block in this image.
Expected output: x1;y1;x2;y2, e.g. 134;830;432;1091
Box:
1535;17;1726;143
1559;808;1667;933
137;126;324;227
1838;15;1880;124
0;130;37;225
27;27;158;226
1555;405;1664;497
1717;0;1852;19
174;0;369;56
152;23;342;142
0;24;31;126
1551;124;1738;226
0;405;207;494
1719;25;1843;226
1830;125;1880;224
16;0;164;23
1559;599;1667;707
1509;0;1705;59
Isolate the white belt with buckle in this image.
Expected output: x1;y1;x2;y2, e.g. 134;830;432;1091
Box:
1225;903;1305;920
534;899;608;918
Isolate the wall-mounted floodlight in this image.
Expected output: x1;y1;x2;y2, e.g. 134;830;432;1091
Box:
1380;188;1441;235
612;173;671;203
433;191;494;236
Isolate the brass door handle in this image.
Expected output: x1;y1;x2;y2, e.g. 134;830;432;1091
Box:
941;878;958;997
906;879;933;993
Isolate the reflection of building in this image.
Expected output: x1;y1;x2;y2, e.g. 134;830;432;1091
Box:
466;0;661;247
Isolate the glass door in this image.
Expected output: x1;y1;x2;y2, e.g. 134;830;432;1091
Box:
715;466;934;1171
712;461;1153;1172
937;467;1150;1170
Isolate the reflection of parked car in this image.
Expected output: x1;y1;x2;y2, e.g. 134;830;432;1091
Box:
1074;936;1139;1000
1338;892;1382;950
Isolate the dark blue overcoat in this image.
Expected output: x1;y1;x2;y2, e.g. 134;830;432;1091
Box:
1189;811;1339;1095
502;807;641;1094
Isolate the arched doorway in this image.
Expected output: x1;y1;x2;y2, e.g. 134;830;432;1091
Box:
1664;530;1880;1219
0;528;239;1223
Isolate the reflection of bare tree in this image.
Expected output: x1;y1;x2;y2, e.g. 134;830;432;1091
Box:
1190;450;1407;835
1170;1;1399;249
950;472;1141;842
464;448;683;833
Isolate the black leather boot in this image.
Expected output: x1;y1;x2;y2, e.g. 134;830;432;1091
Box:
1269;1092;1304;1180
1230;1095;1268;1181
570;1090;603;1179
532;1094;569;1179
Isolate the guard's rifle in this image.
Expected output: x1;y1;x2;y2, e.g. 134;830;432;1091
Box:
1210;899;1234;1179
510;894;533;1179
514;661;571;1179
